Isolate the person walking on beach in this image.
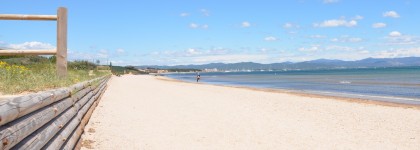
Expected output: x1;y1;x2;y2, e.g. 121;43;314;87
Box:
196;73;201;82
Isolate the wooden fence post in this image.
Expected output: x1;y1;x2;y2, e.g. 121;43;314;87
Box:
57;7;67;78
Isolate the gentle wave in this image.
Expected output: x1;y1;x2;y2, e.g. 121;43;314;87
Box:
166;67;420;104
339;81;351;84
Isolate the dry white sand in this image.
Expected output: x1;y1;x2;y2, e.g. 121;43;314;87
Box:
81;75;420;150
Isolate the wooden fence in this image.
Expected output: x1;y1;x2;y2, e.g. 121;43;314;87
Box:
0;7;68;77
0;75;110;150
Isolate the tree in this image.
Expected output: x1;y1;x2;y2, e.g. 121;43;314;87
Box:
49;55;56;63
109;62;112;72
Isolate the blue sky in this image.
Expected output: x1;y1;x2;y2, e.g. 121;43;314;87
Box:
1;0;419;66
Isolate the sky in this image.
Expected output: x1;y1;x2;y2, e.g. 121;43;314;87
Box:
1;0;420;66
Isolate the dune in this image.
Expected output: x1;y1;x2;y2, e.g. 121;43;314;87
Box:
81;75;420;149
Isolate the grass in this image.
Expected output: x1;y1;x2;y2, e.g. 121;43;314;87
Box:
0;57;110;95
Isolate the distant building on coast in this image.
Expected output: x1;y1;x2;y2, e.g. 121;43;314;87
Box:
139;68;168;74
203;68;218;72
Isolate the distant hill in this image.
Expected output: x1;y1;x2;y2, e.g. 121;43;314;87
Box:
136;57;420;71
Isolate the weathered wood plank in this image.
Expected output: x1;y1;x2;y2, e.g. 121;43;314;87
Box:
56;7;67;78
11;106;78;150
0;75;109;149
69;81;88;96
70;82;107;150
60;124;83;150
73;137;82;150
0;49;56;56
61;100;100;150
73;92;93;111
72;87;92;105
0;75;106;126
94;80;107;94
0;14;57;20
69;76;104;95
62;99;100;150
0;97;73;150
11;78;107;149
0;88;70;126
43;90;98;149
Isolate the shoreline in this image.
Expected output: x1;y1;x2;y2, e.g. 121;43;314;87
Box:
82;75;420;149
157;75;420;110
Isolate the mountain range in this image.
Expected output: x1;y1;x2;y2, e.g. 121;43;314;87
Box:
136;57;420;70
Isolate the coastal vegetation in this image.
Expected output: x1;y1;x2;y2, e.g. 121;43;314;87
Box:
112;66;147;75
0;56;110;95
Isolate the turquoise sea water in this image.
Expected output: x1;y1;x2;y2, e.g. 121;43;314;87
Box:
166;67;420;105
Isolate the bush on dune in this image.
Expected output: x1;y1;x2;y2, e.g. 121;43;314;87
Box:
0;56;110;95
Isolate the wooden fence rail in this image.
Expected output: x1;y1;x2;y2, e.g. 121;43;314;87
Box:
0;75;110;150
0;7;68;77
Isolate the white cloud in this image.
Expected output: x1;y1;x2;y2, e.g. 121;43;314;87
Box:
283;22;300;29
189;23;208;29
98;49;109;58
207;47;229;55
352;15;364;20
376;47;420;58
264;36;278;41
314;18;357;27
383;11;400;18
330;36;363;43
385;34;420;45
180;13;189;17
260;48;269;53
116;48;125;54
7;41;55;50
348;38;363;42
69;47;136;65
120;45;420;65
323;0;339;3
372;22;387;28
151;47;230;58
309;35;327;39
148;47;270;65
185;48;201;56
69;49;110;61
200;9;210;16
288;31;298;34
191;54;268;64
389;31;402;37
298;44;361;53
359;50;370;54
241;21;251;28
189;23;199;29
325;45;354;51
283;23;293;28
298;45;321;52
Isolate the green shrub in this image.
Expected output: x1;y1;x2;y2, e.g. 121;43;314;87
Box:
0;60;109;95
68;60;97;70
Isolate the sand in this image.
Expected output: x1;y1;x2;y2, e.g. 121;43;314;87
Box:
81;75;420;150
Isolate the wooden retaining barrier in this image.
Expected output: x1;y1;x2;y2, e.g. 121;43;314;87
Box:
0;75;110;150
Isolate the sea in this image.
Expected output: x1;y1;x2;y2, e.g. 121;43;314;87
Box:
165;67;420;105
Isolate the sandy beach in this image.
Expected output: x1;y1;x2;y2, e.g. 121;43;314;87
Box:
81;75;420;149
